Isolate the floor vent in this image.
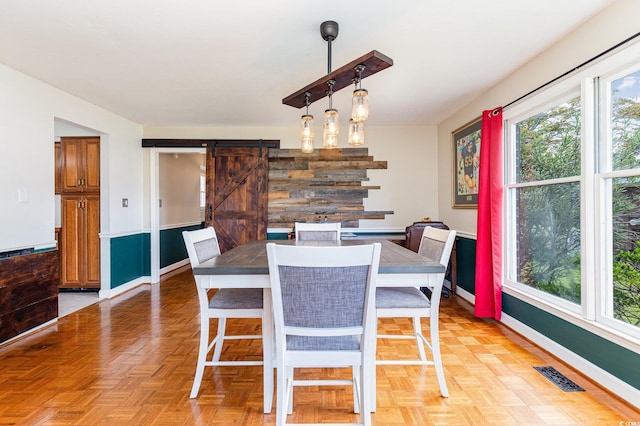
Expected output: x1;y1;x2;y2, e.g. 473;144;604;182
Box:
534;366;585;392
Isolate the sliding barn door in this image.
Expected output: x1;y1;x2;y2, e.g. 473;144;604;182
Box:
205;145;268;252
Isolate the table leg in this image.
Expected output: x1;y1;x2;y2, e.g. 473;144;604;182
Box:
263;288;274;413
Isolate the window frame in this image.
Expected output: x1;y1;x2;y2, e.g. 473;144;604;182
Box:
504;87;584;316
595;63;640;340
501;39;640;352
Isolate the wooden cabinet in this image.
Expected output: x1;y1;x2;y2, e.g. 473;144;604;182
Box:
54;142;62;194
60;194;100;288
60;137;100;193
0;250;59;343
58;136;100;289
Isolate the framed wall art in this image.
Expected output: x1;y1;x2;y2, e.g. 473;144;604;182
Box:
452;117;481;208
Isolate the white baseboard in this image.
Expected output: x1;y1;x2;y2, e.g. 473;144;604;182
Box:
500;313;640;408
160;259;190;276
453;285;639;408
99;276;150;299
455;286;475;305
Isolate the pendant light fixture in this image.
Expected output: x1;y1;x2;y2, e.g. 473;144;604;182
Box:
300;92;314;153
323;79;339;148
282;20;393;149
348;118;364;146
351;64;369;122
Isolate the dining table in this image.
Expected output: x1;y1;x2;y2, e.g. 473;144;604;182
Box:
192;238;445;414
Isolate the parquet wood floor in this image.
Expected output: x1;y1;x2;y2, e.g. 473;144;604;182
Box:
0;269;637;425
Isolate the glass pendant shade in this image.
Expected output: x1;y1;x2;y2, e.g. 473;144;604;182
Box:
351;88;369;122
348;119;364;146
300;114;314;139
323;108;339;148
300;114;314;153
323;133;339;148
301;138;314;153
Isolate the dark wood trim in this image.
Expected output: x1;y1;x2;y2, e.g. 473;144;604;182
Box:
0;250;59;343
282;50;393;108
141;139;280;149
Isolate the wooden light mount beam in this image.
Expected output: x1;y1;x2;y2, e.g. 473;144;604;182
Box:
282;50;393;109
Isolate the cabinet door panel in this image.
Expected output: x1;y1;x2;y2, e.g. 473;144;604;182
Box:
61;137;100;193
61;196;82;287
85;196;101;286
61;139;83;192
84;139;100;192
55;142;62;194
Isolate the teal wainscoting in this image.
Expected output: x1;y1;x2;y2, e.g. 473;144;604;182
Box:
160;224;204;268
454;234;640;392
110;233;150;289
454;236;476;295
502;293;640;390
267;232;289;240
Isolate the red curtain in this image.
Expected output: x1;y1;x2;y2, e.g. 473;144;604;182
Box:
474;107;503;320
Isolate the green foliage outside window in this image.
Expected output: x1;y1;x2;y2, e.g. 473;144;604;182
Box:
610;71;640;326
613;241;640;326
514;98;582;304
513;80;640;327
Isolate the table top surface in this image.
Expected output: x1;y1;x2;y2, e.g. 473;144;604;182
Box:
193;239;444;275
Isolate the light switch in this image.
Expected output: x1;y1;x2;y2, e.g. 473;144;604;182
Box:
122;198;128;207
18;188;29;203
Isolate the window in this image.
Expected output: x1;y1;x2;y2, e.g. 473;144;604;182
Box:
506;96;582;308
599;67;640;334
504;42;640;343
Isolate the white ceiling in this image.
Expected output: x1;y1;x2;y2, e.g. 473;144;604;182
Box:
0;0;617;127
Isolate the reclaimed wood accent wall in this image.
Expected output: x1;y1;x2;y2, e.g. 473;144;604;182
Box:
0;250;59;343
268;148;393;228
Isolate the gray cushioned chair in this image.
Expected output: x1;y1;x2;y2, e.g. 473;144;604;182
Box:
183;227;264;399
266;242;381;426
375;226;456;398
294;221;341;241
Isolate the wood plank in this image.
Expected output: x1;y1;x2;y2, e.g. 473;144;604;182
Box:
0;250;59;343
267;147;390;228
282;50;394;108
309;160;388;170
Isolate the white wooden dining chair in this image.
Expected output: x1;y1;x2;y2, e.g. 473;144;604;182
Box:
266;242;381;426
182;227;264;399
294;221;341;241
375;226;456;398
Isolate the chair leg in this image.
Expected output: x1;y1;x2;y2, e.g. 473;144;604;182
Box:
212;318;226;362
430;317;449;397
352;365;360;414
287;365;294;414
276;363;286;426
413;316;427;362
360;362;371;426
190;316;210;398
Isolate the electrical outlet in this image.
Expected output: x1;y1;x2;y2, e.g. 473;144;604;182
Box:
122;198;128;207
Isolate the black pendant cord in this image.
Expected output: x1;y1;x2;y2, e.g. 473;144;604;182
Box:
327;37;333;74
503;31;640;109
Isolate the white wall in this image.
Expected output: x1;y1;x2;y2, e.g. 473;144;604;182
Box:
143;124;439;231
0;62;143;253
159;153;204;227
437;0;640;236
